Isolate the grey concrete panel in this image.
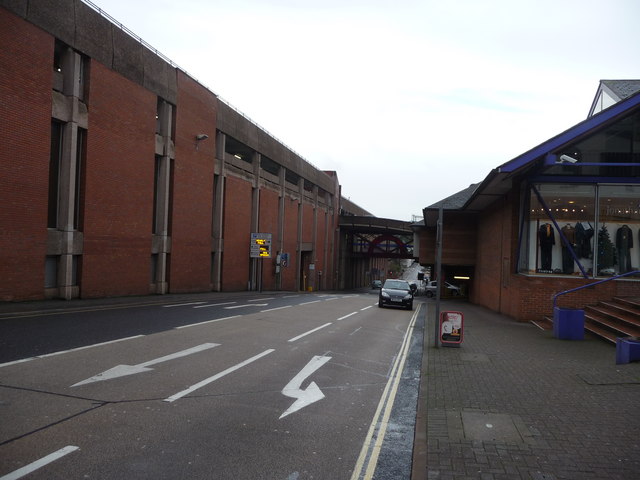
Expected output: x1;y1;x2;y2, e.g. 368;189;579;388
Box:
111;26;144;85
25;0;75;46
216;100;337;194
0;0;28;18
74;1;113;67
142;47;177;103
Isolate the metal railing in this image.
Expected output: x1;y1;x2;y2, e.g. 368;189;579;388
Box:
552;270;640;310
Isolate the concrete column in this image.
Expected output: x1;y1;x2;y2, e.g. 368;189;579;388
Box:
276;167;286;291
56;48;83;300
153;101;173;294
211;131;226;291
249;152;261;290
310;185;319;291
295;177;304;291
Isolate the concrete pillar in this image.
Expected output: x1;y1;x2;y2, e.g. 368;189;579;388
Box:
153;100;173;294
249;152;261;290
55;48;83;300
212;131;226;291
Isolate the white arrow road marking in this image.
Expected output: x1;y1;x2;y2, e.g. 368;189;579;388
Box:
280;355;332;419
71;343;220;387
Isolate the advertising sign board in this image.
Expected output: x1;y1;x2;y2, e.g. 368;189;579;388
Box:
439;311;464;346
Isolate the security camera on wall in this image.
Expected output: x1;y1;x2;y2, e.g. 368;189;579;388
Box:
558;154;578;164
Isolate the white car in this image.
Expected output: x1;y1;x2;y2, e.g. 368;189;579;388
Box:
425;280;460;297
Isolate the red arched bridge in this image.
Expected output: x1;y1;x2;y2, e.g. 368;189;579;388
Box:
339;216;414;259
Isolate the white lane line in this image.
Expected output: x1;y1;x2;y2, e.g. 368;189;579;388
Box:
164;349;275;403
162;302;206;308
337;312;358;321
349;327;362;336
249;297;275;302
0;335;144;369
324;297;339;301
287;323;332;343
224;304;268;309
299;300;321;305
174;315;241;330
193;302;236;309
283;295;300;298
360;305;373;311
260;305;292;313
350;305;420;480
0;445;79;480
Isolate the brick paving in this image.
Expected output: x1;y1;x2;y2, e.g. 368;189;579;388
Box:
416;300;640;480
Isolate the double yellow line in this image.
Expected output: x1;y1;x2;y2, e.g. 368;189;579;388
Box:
350;303;421;480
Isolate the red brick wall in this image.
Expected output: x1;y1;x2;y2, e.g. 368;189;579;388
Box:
315;209;327;287
302;202;314;242
170;71;216;292
0;12;53;300
419;213;476;265
258;187;280;290
513;274;640;322
82;61;156;297
472;189;640;323
472;202;504;311
281;197;300;290
222;175;251;290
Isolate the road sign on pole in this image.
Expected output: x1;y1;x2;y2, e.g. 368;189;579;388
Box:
250;233;272;258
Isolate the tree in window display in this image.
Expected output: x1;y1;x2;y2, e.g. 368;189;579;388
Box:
597;225;617;275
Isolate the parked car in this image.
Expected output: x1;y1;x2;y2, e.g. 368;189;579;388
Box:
425;280;460;298
378;279;413;310
371;279;382;289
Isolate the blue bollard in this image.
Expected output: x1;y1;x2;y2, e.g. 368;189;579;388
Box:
553;307;585;340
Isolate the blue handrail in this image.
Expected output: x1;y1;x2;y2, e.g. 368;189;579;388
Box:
553;270;640;309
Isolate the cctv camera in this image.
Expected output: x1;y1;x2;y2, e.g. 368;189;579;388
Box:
559;154;578;164
196;134;209;141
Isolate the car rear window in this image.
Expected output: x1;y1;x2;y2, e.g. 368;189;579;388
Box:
384;280;408;289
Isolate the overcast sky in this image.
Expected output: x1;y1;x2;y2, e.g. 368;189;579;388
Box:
93;0;639;220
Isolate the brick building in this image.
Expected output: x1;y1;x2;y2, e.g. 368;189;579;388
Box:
0;2;358;301
415;80;640;323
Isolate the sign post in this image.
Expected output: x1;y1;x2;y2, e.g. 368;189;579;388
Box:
250;233;272;292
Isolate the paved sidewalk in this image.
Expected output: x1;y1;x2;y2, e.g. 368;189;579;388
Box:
413;300;640;480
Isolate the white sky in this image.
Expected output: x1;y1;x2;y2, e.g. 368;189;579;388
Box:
92;0;639;220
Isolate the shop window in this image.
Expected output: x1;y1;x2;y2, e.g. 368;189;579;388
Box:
598;185;640;275
523;184;595;275
521;183;640;278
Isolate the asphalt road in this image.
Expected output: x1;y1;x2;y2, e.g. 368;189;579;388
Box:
0;291;425;479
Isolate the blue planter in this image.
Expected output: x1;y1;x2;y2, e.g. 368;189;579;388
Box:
616;337;640;364
553;307;585;340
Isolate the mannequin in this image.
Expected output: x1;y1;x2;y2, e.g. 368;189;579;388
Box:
538;223;555;271
561;224;576;274
616;225;633;273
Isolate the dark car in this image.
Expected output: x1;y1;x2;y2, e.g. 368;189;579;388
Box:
371;279;382;289
378;279;413;310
